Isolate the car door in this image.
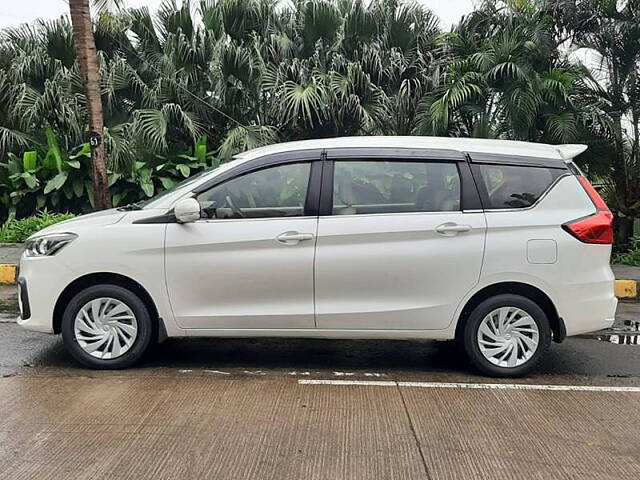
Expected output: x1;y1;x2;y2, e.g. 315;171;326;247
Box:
314;149;486;330
165;156;321;330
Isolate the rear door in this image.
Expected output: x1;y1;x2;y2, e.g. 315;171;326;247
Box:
314;149;486;330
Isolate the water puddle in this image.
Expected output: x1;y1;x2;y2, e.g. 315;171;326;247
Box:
580;320;640;344
619;320;640;332
586;334;640;345
577;321;640;345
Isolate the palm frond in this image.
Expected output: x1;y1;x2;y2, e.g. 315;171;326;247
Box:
217;124;277;161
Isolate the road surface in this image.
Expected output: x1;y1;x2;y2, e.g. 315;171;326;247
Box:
1;288;639;479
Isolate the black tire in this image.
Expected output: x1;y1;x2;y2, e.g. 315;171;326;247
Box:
61;284;153;369
462;294;551;377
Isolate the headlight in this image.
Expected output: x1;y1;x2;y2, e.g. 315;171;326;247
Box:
24;233;78;257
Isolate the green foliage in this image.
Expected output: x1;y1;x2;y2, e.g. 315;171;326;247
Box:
108;142;212;207
613;236;640;267
0;131;214;219
0;133;100;219
418;0;582;143
0;0;444;166
0;0;638;246
0;211;75;243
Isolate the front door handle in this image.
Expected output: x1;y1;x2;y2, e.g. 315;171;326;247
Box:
435;223;472;235
276;231;314;244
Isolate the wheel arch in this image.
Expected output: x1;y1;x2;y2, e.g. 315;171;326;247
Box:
455;282;565;343
53;272;161;337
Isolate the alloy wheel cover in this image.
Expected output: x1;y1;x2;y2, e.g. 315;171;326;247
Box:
73;297;138;359
477;306;540;368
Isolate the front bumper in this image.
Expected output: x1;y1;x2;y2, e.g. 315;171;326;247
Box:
17;277;30;320
16;256;75;334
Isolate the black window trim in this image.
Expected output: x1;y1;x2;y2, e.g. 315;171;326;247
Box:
467;151;569;170
325;147;466;162
135;149;324;223
192;149;324;194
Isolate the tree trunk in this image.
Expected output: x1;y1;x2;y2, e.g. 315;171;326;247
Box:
69;0;111;210
615;215;635;250
610;113;628;211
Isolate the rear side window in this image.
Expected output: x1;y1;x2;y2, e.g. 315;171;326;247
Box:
477;164;563;209
332;160;460;215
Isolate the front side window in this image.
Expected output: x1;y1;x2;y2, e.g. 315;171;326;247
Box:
478;164;562;209
332;160;461;215
198;163;311;219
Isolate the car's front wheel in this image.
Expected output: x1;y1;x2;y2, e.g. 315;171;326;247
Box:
61;284;153;369
463;294;551;377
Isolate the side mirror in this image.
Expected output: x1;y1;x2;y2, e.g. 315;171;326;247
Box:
174;198;201;223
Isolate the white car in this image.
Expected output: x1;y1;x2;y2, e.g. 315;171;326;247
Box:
17;137;617;376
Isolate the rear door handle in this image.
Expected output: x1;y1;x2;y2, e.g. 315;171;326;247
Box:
276;231;314;244
435;223;472;235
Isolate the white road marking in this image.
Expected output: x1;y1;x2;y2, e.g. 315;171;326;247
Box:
298;379;640;393
302;380;397;387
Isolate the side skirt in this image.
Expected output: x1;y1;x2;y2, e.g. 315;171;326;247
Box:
182;328;456;341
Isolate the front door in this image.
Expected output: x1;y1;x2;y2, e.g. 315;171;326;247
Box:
314;156;486;330
165;161;318;329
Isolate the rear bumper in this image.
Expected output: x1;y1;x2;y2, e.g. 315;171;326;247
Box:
560;283;617;337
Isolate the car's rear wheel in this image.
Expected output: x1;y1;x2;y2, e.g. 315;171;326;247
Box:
463;294;551;377
61;284;153;369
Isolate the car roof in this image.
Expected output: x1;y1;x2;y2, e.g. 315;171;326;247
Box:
235;136;587;163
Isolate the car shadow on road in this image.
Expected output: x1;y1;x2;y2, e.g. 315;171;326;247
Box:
140;337;473;375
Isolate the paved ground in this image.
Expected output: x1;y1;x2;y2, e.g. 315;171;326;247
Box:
0;244;22;264
1;288;639;479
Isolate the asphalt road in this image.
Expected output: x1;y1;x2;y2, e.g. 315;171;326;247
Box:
1;288;640;479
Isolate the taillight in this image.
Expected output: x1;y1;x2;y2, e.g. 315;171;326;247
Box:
562;176;613;244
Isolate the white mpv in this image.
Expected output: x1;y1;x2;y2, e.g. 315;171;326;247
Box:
17;137;617;376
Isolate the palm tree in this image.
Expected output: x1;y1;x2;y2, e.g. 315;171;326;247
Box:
69;0;111;209
0;0;446;164
559;0;640;244
419;0;580;143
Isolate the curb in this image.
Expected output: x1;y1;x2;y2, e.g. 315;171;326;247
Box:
615;279;637;299
0;264;17;285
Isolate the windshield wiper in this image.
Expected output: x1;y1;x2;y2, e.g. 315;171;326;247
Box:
117;202;143;211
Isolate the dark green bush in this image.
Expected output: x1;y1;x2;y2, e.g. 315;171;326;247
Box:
612;236;640;266
0;131;215;222
0;211;76;243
